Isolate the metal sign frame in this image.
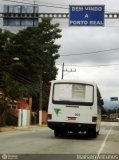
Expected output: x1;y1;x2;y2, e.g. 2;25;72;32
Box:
110;97;118;101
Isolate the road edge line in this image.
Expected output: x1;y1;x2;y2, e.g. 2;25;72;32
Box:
97;126;113;155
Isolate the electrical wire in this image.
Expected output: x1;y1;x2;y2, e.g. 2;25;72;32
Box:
5;68;34;85
8;70;39;91
13;70;34;83
56;63;119;67
60;47;119;57
3;0;119;13
1;59;38;89
3;0;68;9
23;0;68;7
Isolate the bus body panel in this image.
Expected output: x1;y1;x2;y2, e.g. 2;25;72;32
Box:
48;104;96;123
47;80;102;137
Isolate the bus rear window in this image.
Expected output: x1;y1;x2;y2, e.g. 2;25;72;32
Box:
53;83;94;105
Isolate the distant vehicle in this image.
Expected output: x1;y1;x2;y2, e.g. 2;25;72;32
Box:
47;80;103;138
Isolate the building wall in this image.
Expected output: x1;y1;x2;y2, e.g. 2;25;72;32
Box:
0;0;39;33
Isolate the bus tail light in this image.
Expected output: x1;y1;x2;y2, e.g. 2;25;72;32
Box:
48;114;52;120
92;116;97;122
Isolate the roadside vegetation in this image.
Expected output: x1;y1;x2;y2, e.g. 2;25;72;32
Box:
0;18;62;126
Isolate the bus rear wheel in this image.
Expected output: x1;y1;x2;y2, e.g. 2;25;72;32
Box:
86;130;97;138
54;129;60;137
92;131;97;138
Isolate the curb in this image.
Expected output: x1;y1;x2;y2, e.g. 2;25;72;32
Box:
0;125;47;132
0;126;17;132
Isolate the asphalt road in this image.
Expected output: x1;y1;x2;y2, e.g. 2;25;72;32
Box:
0;122;119;160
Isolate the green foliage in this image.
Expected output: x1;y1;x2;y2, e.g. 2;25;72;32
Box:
3;71;28;99
0;18;62;111
9;18;61;79
0;29;14;66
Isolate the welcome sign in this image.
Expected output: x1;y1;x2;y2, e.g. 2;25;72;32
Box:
69;5;105;26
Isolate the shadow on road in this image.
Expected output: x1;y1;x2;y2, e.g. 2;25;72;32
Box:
53;132;97;140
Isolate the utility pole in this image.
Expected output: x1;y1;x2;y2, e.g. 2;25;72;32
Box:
61;62;76;79
39;74;43;126
33;0;35;27
62;62;64;79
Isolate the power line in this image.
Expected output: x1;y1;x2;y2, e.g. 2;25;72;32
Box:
26;0;68;7
10;72;39;91
3;0;119;13
56;63;119;67
3;68;38;92
1;58;37;86
4;0;68;6
13;70;34;83
60;47;119;57
3;0;68;9
2;1;119;21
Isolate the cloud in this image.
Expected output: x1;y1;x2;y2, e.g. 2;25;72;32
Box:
56;26;119;65
44;0;119;100
1;0;119;100
57;65;119;99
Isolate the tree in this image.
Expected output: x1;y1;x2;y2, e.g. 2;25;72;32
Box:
0;29;14;67
0;29;29;98
0;29;29;125
0;18;62;126
3;71;28;99
1;18;62;112
8;18;61;80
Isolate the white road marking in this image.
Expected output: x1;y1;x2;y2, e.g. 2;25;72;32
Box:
98;126;113;155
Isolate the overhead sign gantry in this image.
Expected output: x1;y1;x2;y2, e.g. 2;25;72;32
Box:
0;4;119;27
69;5;105;26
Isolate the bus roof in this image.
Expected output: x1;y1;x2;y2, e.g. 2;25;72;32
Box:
51;79;96;86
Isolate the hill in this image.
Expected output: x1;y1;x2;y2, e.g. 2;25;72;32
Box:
103;99;119;110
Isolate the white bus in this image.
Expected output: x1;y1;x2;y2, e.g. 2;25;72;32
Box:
48;80;103;138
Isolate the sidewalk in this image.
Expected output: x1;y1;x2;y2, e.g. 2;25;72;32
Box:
0;125;47;132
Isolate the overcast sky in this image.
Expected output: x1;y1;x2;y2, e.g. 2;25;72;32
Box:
47;0;119;101
1;0;119;101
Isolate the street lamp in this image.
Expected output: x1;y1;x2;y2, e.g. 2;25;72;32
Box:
12;57;20;61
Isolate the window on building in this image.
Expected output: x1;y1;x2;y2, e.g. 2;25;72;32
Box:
3;5;39;26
